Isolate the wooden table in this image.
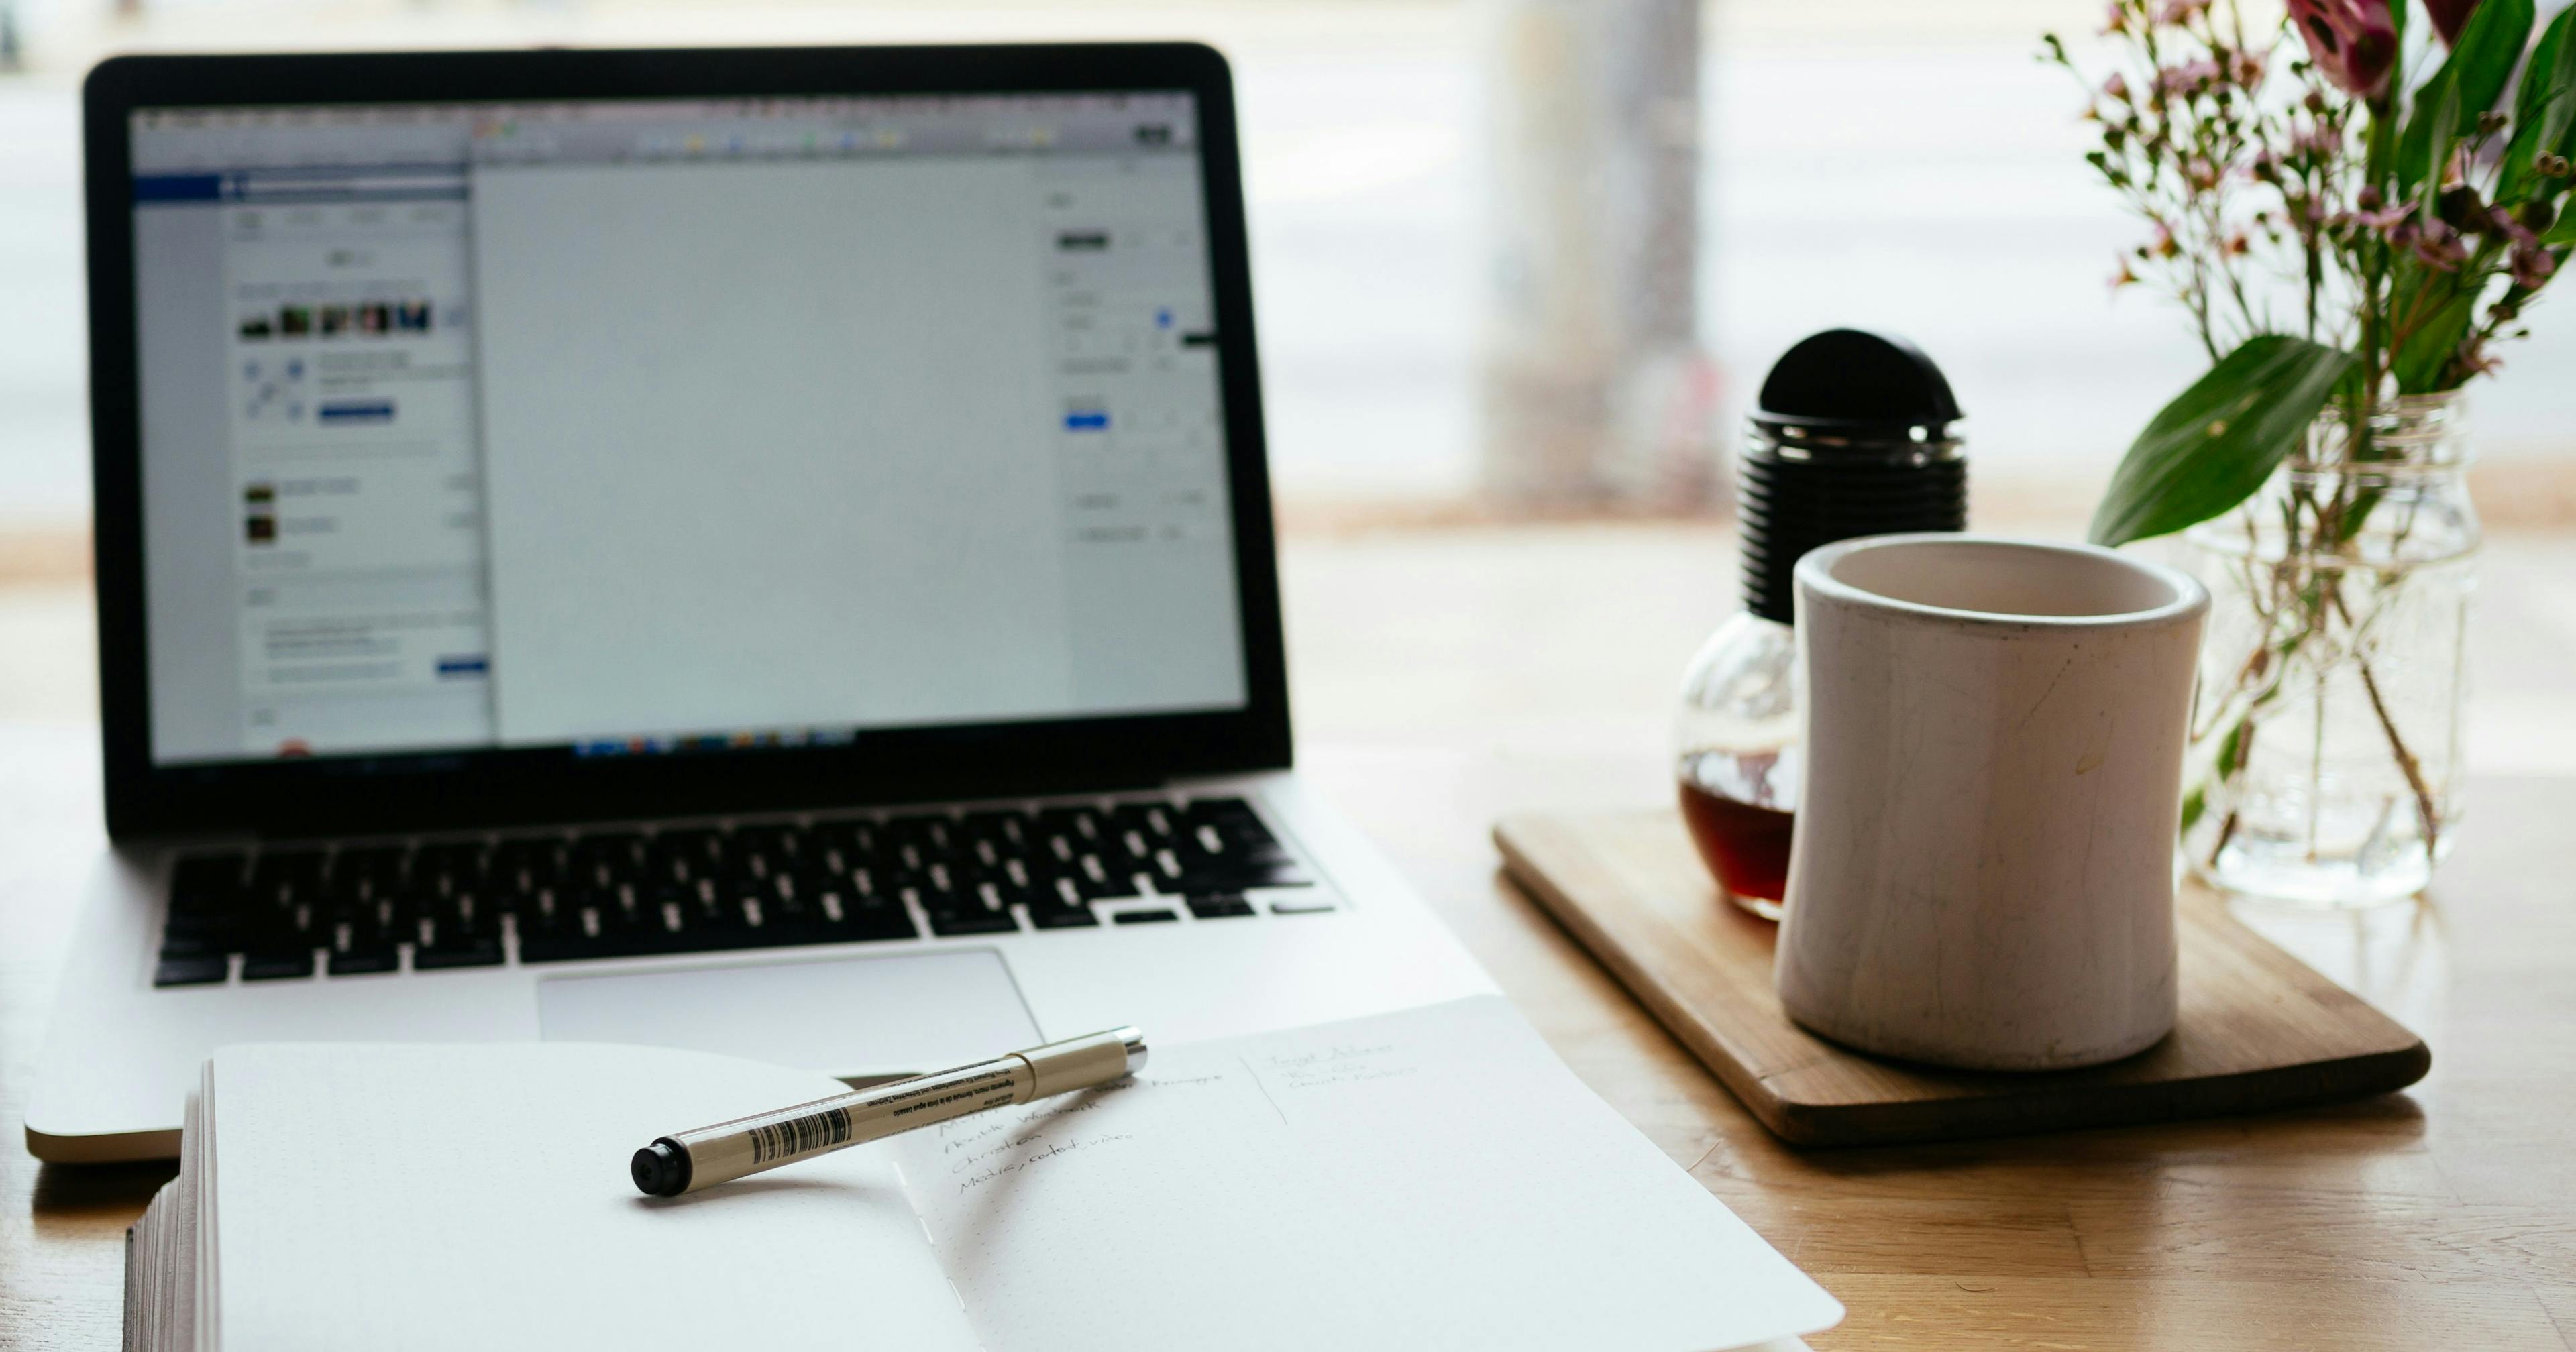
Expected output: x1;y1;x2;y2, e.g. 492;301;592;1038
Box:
3;718;2572;1349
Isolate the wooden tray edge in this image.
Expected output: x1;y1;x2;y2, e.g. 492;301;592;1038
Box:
1756;1041;2434;1147
1493;813;2435;1149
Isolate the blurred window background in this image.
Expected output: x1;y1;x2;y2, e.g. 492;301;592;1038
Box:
1;0;2571;588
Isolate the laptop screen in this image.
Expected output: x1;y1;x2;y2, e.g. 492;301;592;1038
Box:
126;93;1248;769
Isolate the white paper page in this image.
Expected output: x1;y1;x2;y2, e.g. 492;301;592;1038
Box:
209;1043;977;1352
189;1067;214;1352
892;996;1842;1352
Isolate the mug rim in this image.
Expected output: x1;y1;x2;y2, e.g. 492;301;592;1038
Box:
1794;532;2210;630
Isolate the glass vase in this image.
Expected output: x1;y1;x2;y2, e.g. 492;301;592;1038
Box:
1675;611;1801;920
2178;392;2478;908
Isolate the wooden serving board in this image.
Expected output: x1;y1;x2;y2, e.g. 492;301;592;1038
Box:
1495;811;2431;1147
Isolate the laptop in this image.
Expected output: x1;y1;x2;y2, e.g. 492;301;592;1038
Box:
31;44;1493;1163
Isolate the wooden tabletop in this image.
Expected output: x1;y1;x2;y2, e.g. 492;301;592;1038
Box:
1;719;2570;1349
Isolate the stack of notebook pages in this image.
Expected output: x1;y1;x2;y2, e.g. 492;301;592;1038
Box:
125;996;1840;1351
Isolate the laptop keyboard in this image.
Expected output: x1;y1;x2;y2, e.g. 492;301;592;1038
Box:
152;795;1320;987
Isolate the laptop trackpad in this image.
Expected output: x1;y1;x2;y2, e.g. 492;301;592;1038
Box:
535;949;1041;1078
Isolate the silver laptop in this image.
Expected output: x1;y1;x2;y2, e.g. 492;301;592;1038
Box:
31;44;1492;1162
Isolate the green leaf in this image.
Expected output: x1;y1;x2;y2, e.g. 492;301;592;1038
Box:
2549;210;2576;247
2398;0;2536;193
2391;253;2485;392
2365;0;2405;185
2416;84;2463;223
2498;5;2576;200
2088;337;2358;548
2394;287;2481;391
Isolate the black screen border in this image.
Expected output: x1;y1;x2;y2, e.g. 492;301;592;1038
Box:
85;44;1291;840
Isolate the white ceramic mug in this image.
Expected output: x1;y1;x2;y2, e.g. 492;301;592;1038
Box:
1774;534;2210;1072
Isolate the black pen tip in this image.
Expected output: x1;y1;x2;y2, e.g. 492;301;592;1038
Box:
631;1140;690;1197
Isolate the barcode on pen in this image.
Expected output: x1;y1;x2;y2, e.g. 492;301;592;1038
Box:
747;1105;854;1164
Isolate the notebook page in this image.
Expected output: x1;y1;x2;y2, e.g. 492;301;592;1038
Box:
892;996;1842;1352
189;1066;214;1352
209;1043;977;1352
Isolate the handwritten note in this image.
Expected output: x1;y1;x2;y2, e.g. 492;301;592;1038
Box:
1260;1039;1417;1091
887;996;1841;1352
924;1070;1233;1196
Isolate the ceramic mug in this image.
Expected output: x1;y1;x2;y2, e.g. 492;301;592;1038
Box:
1774;534;2210;1072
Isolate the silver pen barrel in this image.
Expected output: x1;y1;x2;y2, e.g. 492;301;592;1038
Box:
632;1026;1146;1196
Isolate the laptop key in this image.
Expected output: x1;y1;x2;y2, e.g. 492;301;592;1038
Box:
686;879;749;933
156;929;228;958
1106;803;1181;842
816;890;921;942
412;917;504;968
1024;903;1100;929
328;923;400;976
1186;894;1258;919
924;905;1020;937
853;900;924;942
240;948;317;980
1068;854;1143;901
1197;864;1315;893
521;893;669;962
1112;909;1179;925
152;954;231;987
413;936;504;969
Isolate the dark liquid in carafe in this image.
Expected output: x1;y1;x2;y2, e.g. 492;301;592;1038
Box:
1677;779;1795;910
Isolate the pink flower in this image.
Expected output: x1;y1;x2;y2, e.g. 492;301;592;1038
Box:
2157;58;2224;94
2103;71;2133;102
2159;0;2212;21
2412;220;2469;270
2489;205;2541;248
2103;1;2130;34
2426;0;2479;46
2294;121;2344;155
2288;0;2398;99
2510;243;2557;288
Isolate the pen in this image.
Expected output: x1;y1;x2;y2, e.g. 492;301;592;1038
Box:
629;1026;1148;1196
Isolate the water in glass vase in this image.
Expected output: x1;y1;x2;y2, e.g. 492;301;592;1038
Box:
2176;394;2477;908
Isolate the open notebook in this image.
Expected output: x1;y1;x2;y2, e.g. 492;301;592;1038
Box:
125;995;1839;1351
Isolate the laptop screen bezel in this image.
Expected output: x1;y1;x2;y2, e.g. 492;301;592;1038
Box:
85;44;1292;840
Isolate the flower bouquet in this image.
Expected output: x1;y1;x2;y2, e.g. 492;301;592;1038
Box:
2045;0;2574;903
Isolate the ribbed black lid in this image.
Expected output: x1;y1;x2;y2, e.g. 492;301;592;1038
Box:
1741;329;1966;624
